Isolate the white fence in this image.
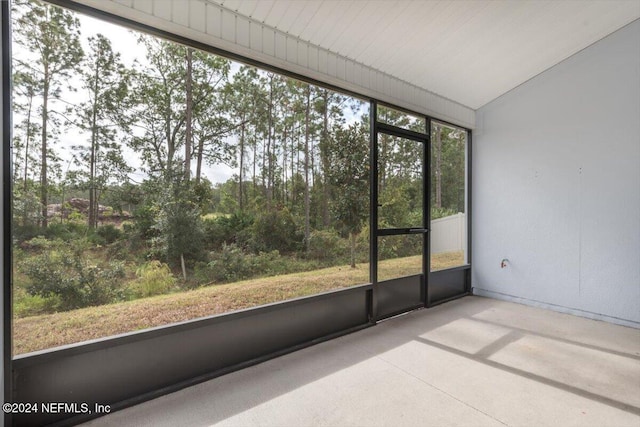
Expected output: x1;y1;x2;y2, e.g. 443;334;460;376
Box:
430;213;467;257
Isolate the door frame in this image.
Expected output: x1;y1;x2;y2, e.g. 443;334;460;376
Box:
370;101;431;321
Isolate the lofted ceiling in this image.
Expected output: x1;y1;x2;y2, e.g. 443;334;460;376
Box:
210;0;640;110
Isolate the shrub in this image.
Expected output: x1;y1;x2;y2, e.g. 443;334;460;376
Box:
202;212;253;250
14;292;61;317
121;220;135;234
132;204;159;239
19;239;126;310
95;224;122;244
152;196;207;268
128;261;177;298
249;208;302;254
194;244;321;285
43;223;74;241
200;243;255;283
87;233;106;246
307;230;349;263
41;221;90;242
12;224;42;242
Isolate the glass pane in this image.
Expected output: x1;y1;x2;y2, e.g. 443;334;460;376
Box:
377;104;426;134
378;234;423;281
378;134;423;228
430;122;467;271
11;0;370;355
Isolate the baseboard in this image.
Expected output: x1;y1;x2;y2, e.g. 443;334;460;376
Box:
472;288;640;329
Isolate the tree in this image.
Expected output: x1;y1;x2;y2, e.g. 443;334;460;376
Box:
14;0;84;227
302;84;313;253
12;69;42;226
77;34;131;228
130;36;186;178
224;66;262;211
433;122;443;208
314;88;348;228
189;51;232;184
327;122;369;268
184;48;193;180
431;124;466;214
131;37;232;182
152;178;206;279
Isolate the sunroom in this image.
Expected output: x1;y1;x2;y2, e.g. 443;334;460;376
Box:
1;1;639;426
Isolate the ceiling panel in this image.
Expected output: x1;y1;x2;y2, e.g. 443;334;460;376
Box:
286;2;323;36
209;0;640;109
301;1;343;44
244;0;274;22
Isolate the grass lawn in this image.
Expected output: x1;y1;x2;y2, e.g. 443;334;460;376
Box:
13;251;463;355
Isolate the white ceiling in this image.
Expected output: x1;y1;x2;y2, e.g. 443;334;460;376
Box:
210;0;640;110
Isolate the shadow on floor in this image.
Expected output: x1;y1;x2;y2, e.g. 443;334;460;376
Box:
85;296;640;426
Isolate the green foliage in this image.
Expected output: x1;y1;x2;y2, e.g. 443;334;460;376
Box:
12;184;41;229
13;224;42;242
14;291;61;317
431;207;458;220
43;221;89;241
128;261;176;298
95;224;122;244
203;212;253;250
378;234;422;261
327;123;369;237
431;124;466;213
195;244;319;284
307;230;349;262
152;181;207;267
249;208;302;254
13;0;85;228
19;238;126;310
192;179;216;214
132;204;159;239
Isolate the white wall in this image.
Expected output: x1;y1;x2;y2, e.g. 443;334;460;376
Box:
472;19;640;327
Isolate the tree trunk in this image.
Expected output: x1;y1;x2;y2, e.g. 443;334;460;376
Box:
282;124;288;205
266;77;274;207
40;73;49;228
184;48;193;181
290;123;295;209
165;106;174;180
180;253;187;281
350;232;356;268
252;134;257;195
378;134;386;196
303;88;311;253
320;90;330;228
238;120;245;211
89;50;100;229
434;124;442;208
195;138;204;184
261;139;267;198
22;90;34;226
23;91;33;193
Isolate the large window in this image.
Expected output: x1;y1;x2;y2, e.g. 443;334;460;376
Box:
10;0;370;355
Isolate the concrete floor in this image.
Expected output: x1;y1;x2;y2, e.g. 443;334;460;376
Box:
84;296;640;427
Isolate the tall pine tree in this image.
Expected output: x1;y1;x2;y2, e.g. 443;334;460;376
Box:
14;0;83;227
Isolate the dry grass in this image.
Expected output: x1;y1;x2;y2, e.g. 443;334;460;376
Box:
13;251;464;355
